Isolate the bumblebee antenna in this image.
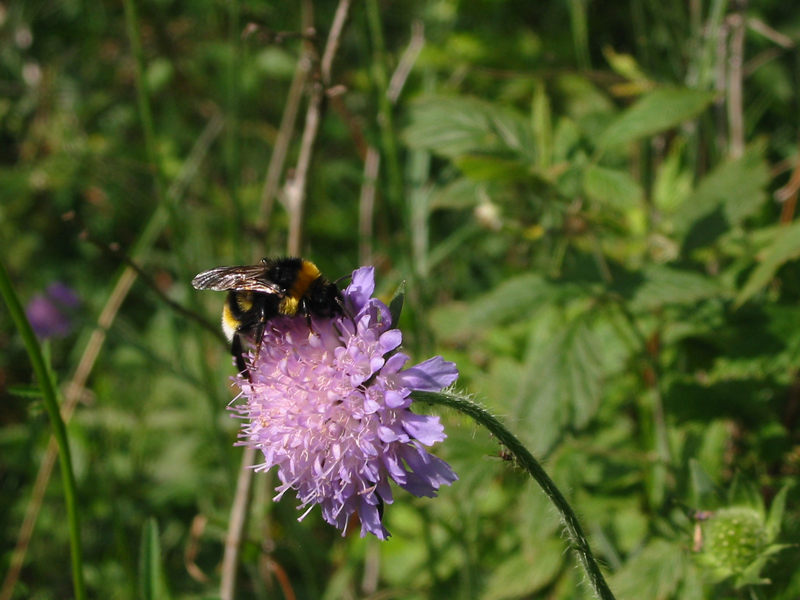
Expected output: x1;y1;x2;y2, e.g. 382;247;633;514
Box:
334;273;352;286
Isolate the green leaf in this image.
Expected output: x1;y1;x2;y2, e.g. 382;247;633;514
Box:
736;221;800;307
652;138;693;213
405;96;534;162
584;164;643;209
675;144;770;249
629;265;725;311
727;473;764;512
599;87;716;150
609;539;688;600
430;274;575;341
693;421;733;483
429;177;483;210
7;385;44;399
734;544;793;588
531;80;553;168
482;540;564;600
553;116;582;163
766;485;790;540
453;153;536;182
514;306;604;453
689;459;722;509
139;518;169;600
388;281;405;327
603;46;651;84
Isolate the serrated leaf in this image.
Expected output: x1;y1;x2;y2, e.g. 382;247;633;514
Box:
599;87;716;150
629;265;725;311
676;144;770;249
514;307;604;453
429;177;482;210
679;562;706;600
430;274;568;341
584;164;643;209
609;539;688;600
405;96;534;161
736;220;800;307
482;540;563;600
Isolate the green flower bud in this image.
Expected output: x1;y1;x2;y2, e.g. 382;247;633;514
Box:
703;507;768;575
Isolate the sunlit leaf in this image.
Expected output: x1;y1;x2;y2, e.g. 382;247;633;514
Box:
675;144;770;249
629;265;725;310
609;539;689;600
531;80;553;168
736;220;800;306
454;153;536;181
689;459;722;509
584;164;643;209
429;273;583;342
513;306;605;453
766;485;790;540
599;87;716;150
482;539;564;600
405;96;534;161
652;138;693;213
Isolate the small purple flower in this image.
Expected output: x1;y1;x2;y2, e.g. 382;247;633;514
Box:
235;267;458;539
26;282;81;338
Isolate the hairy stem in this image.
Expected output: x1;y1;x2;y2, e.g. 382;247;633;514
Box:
413;389;617;600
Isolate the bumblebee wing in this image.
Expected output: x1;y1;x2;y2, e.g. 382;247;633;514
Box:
192;265;283;294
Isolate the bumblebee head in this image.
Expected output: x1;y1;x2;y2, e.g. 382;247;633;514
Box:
306;279;343;318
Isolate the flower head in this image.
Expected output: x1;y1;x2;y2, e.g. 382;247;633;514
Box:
235;267;458;539
26;282;81;338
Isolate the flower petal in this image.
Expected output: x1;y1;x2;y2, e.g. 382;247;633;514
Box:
401;411;446;445
345;267;375;313
384;389;410;408
383;352;409;374
398;356;459;391
379;329;402;354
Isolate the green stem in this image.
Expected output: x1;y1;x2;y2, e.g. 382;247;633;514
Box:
413;389;617;600
122;0;167;206
365;0;403;209
0;260;86;600
225;0;243;251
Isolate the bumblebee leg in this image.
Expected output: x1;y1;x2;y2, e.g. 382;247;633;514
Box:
300;298;318;336
252;321;266;365
231;334;249;381
336;296;356;327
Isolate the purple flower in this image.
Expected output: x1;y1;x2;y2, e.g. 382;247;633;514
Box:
234;267;458;539
26;282;81;338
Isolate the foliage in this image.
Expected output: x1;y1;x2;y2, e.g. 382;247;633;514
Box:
2;0;800;599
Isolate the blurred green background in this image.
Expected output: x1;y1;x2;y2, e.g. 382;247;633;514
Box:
2;0;800;598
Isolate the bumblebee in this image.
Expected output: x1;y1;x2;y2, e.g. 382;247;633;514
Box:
192;257;343;377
